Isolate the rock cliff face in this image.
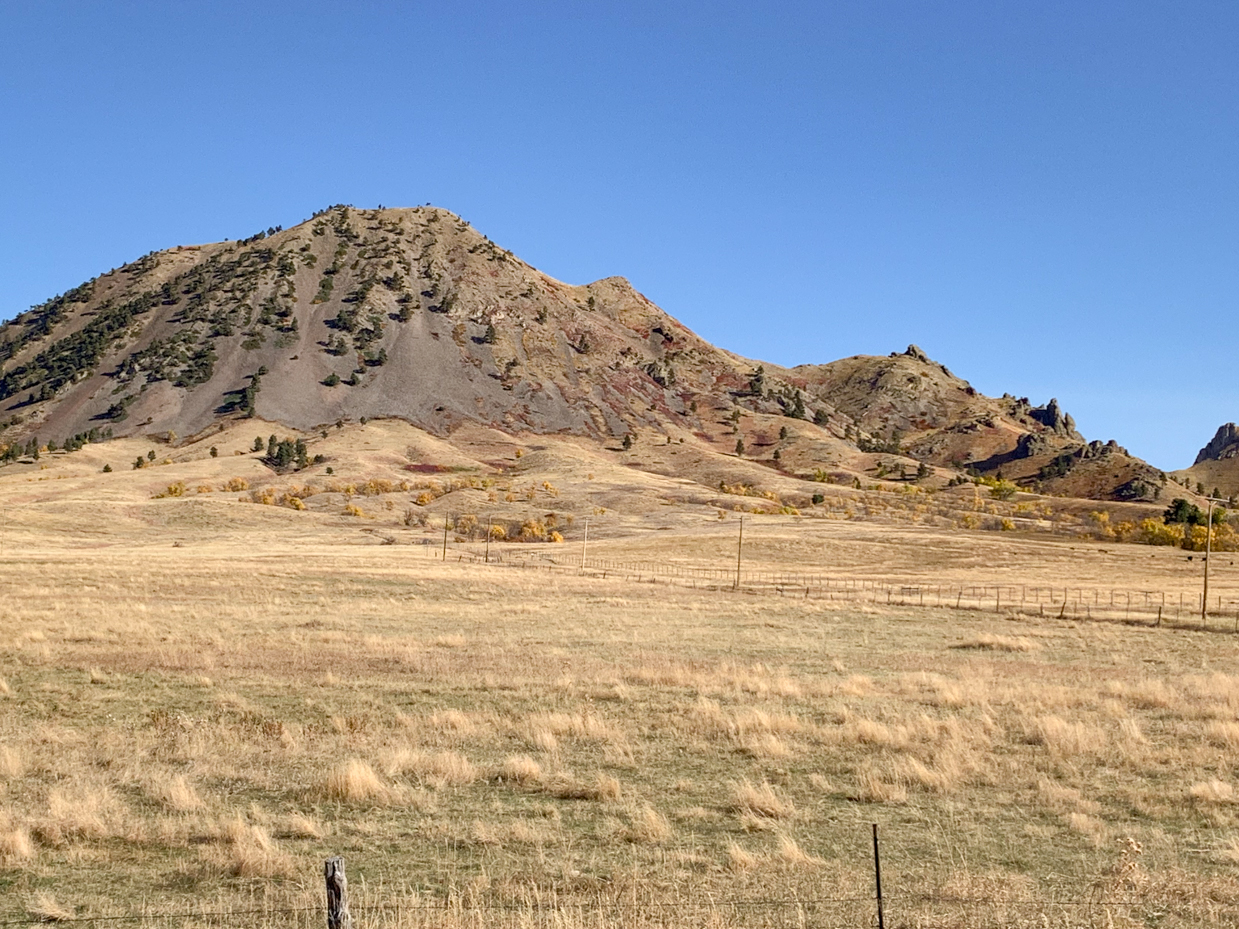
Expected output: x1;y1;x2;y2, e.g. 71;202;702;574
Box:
1195;423;1239;464
0;206;1167;502
1173;423;1239;500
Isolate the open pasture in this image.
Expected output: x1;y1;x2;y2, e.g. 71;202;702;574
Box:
2;521;1239;927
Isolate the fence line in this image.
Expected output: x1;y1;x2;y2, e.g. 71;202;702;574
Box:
420;542;1239;632
1;889;1226;927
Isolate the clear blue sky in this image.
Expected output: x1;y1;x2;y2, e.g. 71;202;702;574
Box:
2;1;1235;470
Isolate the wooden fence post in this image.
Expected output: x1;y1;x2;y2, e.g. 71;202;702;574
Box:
872;823;885;929
325;856;353;929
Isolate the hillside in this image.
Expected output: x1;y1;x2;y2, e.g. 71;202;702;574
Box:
1173;423;1239;499
0;205;1172;503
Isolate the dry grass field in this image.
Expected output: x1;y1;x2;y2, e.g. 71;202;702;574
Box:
2;425;1239;927
3;532;1239;928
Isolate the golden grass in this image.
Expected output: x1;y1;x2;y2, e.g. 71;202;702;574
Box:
204;818;297;878
1207;720;1239;750
1190;779;1236;803
729;779;794;819
854;766;908;804
0;818;34;866
282;812;323;839
497;755;543;786
0;509;1237;926
26;893;72;922
0;744;25;779
321;759;391;804
1026;714;1107;760
726;840;759;871
384;749;478;788
775;834;821;868
147;772;205;812
36;784;128;845
623;806;672;844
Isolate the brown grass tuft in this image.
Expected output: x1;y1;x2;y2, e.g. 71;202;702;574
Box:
726;841;758;871
730;779;794;819
952;634;1039;652
428;708;477;734
497;755;543;786
282;813;323;839
322;759;390;804
149;773;205;812
776;834;822;868
36;785;128;845
741;732;792;758
27;893;72;922
1067;811;1107;845
552;772;623;802
0;818;34;866
384;749;477;789
0;745;26;779
1026;715;1105;760
624;806;672;844
1206;721;1239;750
1190;779;1236;803
205;818;297;878
854;767;908;804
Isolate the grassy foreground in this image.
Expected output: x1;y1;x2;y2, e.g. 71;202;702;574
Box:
2;535;1239;928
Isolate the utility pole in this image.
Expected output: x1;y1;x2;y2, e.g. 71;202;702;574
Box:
581;517;589;573
1203;496;1223;626
734;515;744;591
485;517;491;564
442;516;449;561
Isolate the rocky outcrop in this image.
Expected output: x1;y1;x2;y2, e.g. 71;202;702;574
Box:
1029;398;1081;439
1195;423;1239;464
1014;432;1052;458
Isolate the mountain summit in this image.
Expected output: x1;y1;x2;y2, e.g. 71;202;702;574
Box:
1195;423;1239;465
0;205;1167;501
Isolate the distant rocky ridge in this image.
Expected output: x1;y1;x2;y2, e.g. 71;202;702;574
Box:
1172;423;1239;500
1195;423;1239;464
0;205;1171;502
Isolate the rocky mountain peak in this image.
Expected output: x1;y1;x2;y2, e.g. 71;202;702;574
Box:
1195;423;1239;464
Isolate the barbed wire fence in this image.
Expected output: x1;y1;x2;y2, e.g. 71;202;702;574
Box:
3;849;1233;929
412;538;1239;633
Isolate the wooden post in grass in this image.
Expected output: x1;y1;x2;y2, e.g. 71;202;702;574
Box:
733;516;744;591
1203;496;1217;627
871;824;885;929
325;856;352;929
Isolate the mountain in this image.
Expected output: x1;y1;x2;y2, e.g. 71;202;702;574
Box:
1172;424;1239;500
0;205;1169;502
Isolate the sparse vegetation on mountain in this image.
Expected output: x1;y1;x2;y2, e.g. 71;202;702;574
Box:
0;205;1172;504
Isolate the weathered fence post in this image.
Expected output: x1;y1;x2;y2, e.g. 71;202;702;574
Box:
872;823;885;929
325;856;353;929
